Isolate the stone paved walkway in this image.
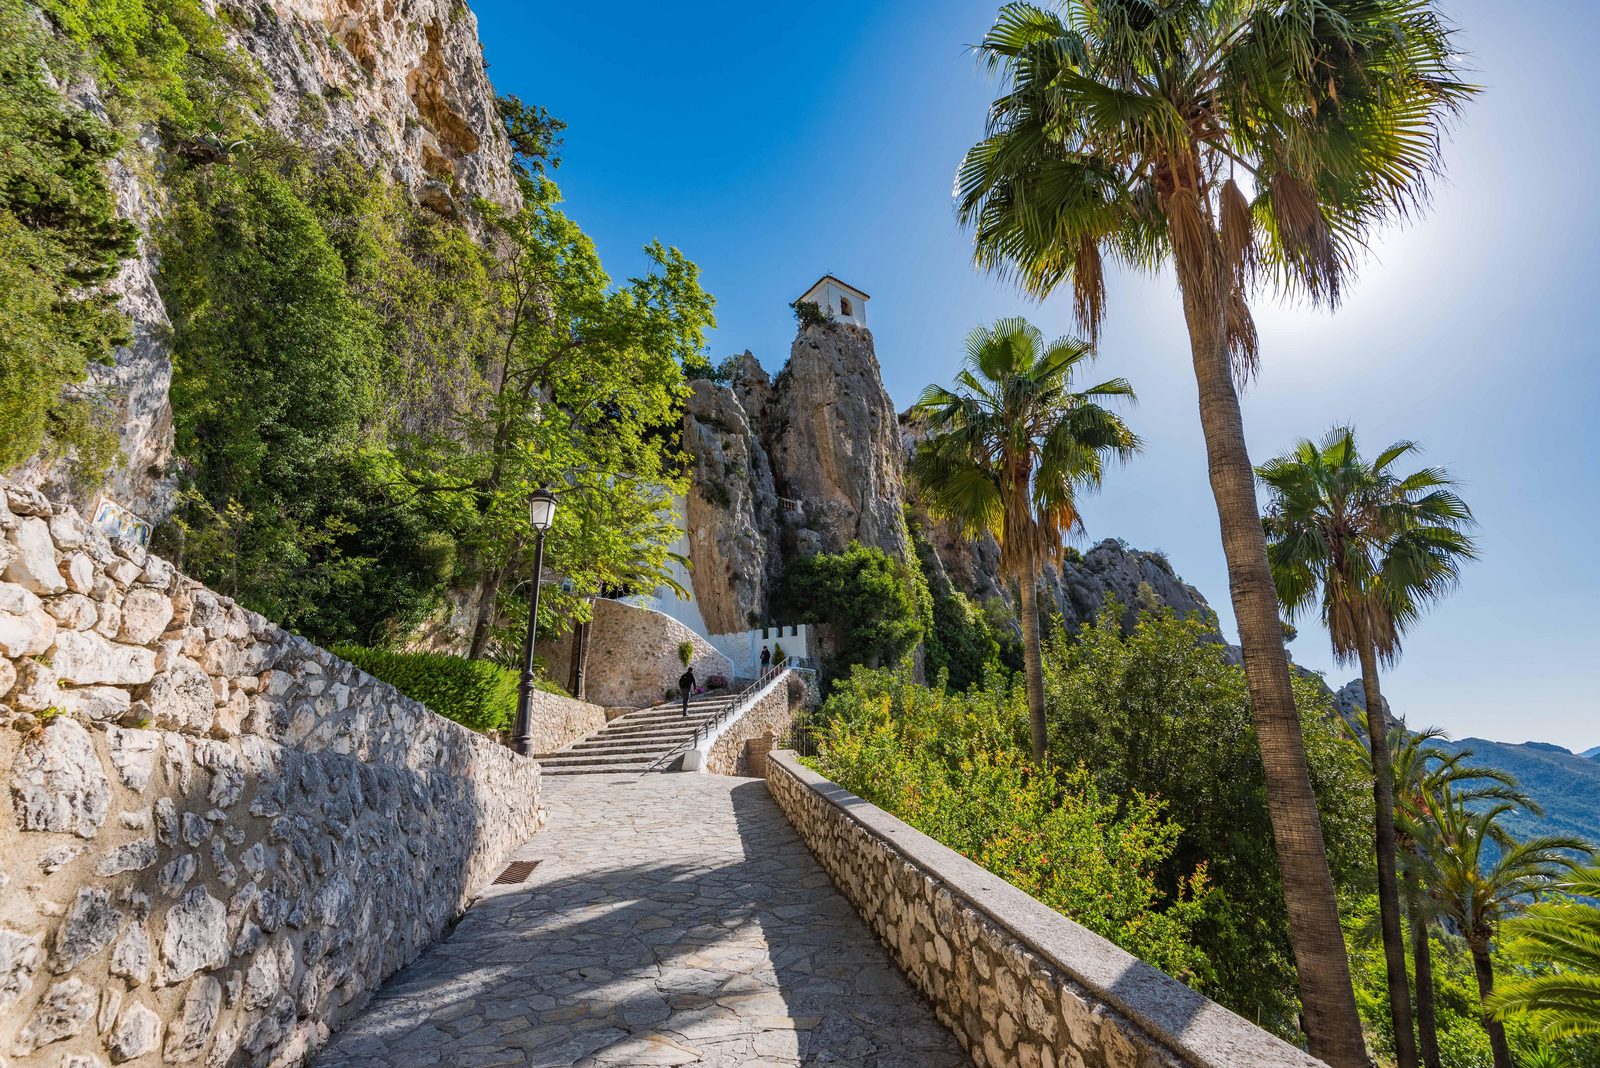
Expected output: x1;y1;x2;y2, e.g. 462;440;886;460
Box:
315;773;970;1067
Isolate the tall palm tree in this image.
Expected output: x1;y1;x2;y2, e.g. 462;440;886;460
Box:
1260;428;1477;1065
1360;726;1524;1068
955;4;1474;1060
1489;861;1600;1043
910;317;1138;761
1416;794;1589;1068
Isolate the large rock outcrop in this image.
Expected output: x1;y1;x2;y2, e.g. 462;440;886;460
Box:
682;380;781;633
17;0;517;520
760;322;911;562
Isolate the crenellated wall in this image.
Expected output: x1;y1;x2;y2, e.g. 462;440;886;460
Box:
0;479;543;1068
766;752;1327;1068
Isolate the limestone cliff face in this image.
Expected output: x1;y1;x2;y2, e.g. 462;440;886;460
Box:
682;379;781;633
19;0;516;519
681;322;918;632
761;322;911;562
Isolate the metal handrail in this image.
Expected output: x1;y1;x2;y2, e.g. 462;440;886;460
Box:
647;657;793;771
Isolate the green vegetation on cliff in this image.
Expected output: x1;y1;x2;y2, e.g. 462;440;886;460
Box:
0;0;135;479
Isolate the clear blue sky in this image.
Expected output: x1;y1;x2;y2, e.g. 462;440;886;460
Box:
471;0;1600;753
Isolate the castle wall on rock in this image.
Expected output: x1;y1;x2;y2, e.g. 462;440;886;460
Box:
0;479;542;1068
19;0;519;520
536;598;733;711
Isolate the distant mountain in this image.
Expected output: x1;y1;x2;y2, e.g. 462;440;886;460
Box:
1435;738;1600;848
1583;745;1600;761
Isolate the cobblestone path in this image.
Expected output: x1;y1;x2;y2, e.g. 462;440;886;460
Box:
316;773;970;1068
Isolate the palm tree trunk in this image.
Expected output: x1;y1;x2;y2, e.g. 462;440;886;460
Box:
1468;936;1513;1068
1406;869;1442;1068
1018;568;1048;764
1358;627;1418;1068
1176;262;1368;1068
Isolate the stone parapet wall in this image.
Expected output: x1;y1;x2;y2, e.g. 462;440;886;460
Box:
703;675;799;777
0;480;543;1068
766;752;1326;1068
519;689;607;757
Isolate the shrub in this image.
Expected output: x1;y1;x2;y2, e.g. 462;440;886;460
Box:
677;639;695;666
332;645;518;734
779;542;925;680
810;667;1210;984
789;298;831;328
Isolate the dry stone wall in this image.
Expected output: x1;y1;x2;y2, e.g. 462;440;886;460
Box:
0;480;543;1068
516;690;607;758
766;753;1327;1068
536;598;732;710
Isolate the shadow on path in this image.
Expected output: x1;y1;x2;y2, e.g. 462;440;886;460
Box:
314;773;969;1068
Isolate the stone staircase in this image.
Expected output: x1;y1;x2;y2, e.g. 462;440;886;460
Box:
532;693;740;775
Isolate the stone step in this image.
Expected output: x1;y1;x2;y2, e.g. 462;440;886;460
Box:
541;760;664;776
565;735;695;753
537;752;678;770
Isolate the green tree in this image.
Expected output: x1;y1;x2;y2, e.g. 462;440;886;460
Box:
1416;794;1590;1068
955;4;1474;1059
910;317;1137;762
1490;862;1600;1044
397;173;712;660
780;542;926;678
1260;427;1479;1067
1043;602;1369;1034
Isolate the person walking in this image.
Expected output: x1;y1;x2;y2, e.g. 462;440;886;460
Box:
678;665;696;718
760;645;771;673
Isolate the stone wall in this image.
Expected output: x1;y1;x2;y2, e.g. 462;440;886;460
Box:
703;675;801;777
766;753;1326;1068
536;598;733;710
518;689;607;757
0;481;543;1068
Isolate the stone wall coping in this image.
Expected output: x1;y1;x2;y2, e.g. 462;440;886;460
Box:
768;751;1326;1068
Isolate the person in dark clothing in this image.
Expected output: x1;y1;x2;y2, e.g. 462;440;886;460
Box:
760;645;771;672
678;666;696;717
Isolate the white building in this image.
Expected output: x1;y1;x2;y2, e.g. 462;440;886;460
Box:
795;274;870;329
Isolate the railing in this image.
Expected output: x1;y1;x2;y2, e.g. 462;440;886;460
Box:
648;657;794;772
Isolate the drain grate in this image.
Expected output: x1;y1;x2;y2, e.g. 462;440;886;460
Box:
493;860;540;885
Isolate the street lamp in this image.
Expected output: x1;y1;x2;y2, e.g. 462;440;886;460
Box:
513;487;558;756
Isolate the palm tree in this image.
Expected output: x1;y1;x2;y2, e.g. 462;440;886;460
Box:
1260;428;1477;1065
910;317;1138;761
1489;861;1600;1043
1363;726;1524;1068
954;4;1473;1060
1415;793;1589;1068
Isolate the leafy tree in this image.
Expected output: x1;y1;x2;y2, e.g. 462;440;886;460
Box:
779;542;926;679
1042;602;1369;1035
1490;862;1600;1044
497;94;565;175
910;317;1137;761
956;3;1474;1058
811;667;1209;982
1260;427;1478;1065
1415;793;1591;1068
396;173;711;660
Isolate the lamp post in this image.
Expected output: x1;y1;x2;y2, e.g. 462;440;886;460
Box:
513;487;558;756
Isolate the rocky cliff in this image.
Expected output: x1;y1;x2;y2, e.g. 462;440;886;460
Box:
682;318;1214;639
17;0;516;519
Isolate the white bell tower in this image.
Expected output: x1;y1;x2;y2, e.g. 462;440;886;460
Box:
795;274;870;328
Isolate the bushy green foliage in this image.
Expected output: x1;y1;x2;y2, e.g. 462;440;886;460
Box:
909;520;1011;690
332;644;518;734
1042;602;1371;1036
810;667;1210;982
0;0;135;478
37;0;244;124
780;542;927;680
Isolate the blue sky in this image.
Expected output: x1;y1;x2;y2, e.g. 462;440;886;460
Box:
471;0;1600;752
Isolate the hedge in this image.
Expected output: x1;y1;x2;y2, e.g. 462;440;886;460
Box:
332;644;519;734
